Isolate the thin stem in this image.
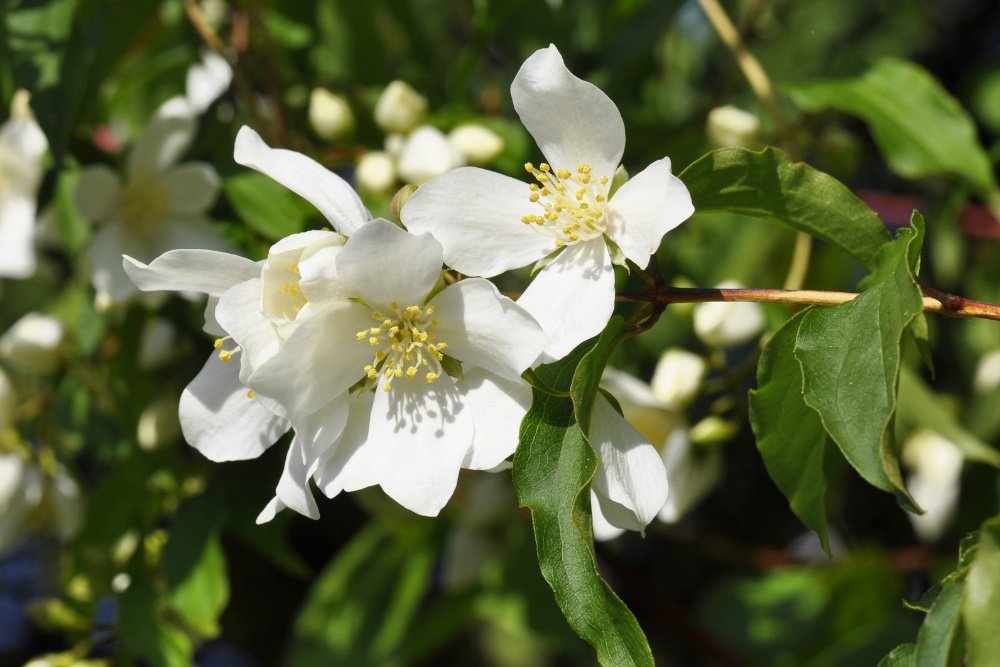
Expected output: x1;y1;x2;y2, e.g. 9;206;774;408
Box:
617;286;1000;321
782;231;812;291
696;0;790;139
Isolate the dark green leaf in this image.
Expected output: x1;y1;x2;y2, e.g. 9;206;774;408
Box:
224;171;314;241
679;146;891;271
170;533;229;637
963;516;1000;666
119;580;193;667
570;315;626;434
794;213;926;505
880;643;918;667
749;310;836;554
514;336;653;667
789;59;997;195
914;581;966;667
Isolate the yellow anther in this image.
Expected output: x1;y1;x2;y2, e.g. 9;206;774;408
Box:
555;239;565;247
600;175;608;184
524;162;534;172
521;215;531;224
406;367;417;378
391;301;400;310
288;262;298;273
372;311;383;320
557;169;571;179
370;327;381;335
425;306;434;316
219;350;233;362
213;339;224;349
369;337;379;346
596;194;606;202
425;372;439;383
356;331;367;341
529;183;539;191
431;319;439;327
246;389;256;399
540;163;550;172
376;351;386;361
529;193;539;202
394;368;403;378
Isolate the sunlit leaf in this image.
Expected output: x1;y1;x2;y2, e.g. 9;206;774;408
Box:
964;516;1000;666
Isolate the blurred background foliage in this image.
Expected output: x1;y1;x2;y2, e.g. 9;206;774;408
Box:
1;0;999;665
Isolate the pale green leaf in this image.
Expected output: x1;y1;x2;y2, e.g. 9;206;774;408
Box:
914;581;966;667
964;516;1000;667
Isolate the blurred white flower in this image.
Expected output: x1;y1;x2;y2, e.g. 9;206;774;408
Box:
384;133;406;158
403;45;693;361
0;312;65;374
137;317;178;370
0;454;82;555
396;125;465;185
974;349;1000;393
137;395;182;451
0;90;48;279
657;428;722;523
374;80;427;134
693;281;766;347
650;348;706;408
448;123;504;165
706;105;760;149
75;111;233;305
157;50;232;119
355;151;397;193
903;429;963;543
308;87;355;140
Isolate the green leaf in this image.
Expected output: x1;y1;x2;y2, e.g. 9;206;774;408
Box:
513;336;653;667
288;521;436;667
897;366;1000;468
119;580;194;667
570;316;627;434
914;581;966;667
879;643;918;667
794;213;926;506
170;533;229;637
963;516;1000;666
679;146;891;271
224;171;314;241
789;58;997;195
749;310;836;554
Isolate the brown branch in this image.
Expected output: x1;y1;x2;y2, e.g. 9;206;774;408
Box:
615;286;1000;321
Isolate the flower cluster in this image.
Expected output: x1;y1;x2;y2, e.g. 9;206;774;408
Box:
123;45;695;535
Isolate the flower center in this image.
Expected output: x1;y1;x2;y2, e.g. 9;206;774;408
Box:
356;302;448;392
120;174;171;233
520;162;610;248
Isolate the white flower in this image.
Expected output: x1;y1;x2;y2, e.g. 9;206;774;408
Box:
902;429;963;543
75;112;233;305
374;80;428;134
123;125;376;521
650;348;706;408
0;90;48;279
448;123;504;165
245;219;546;517
396;125;465;185
693;281;766;348
592;368;723;540
706;105;760;149
157;49;232;119
309;87;355;140
0;454;82;555
402;45;694;361
974;349;1000;394
355;151;397;193
0;312;65;374
137;395;182;451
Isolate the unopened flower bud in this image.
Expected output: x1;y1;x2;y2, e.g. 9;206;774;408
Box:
374;80;427;134
391;184;418;222
355;151;396;193
308;87;355;140
650;348;706;408
902;429;963;542
0;313;65;374
706;105;760;148
448;123;504;165
693;281;765;348
384;133;406;158
396;125;464;185
688;416;738;445
137;396;181;451
974;350;1000;394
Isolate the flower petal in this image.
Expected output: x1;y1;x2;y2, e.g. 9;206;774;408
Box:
316;392;378;497
163;162;221;215
122;249;260;296
366;375;473;516
430;278;544;381
401;167;553;277
89;223;150;304
517;238;615;363
459;368;531;470
605;157;693;268
657;428;722;524
233;126;370;235
248;301;374;419
215;277;281;382
180;353;289;462
273;435;319;519
186;50;232;113
335;218;442;308
298;244;351;306
591;490;626;542
74;165;121;222
511;45;625;181
128;114;196;177
0;194;37;279
589;394;668;532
